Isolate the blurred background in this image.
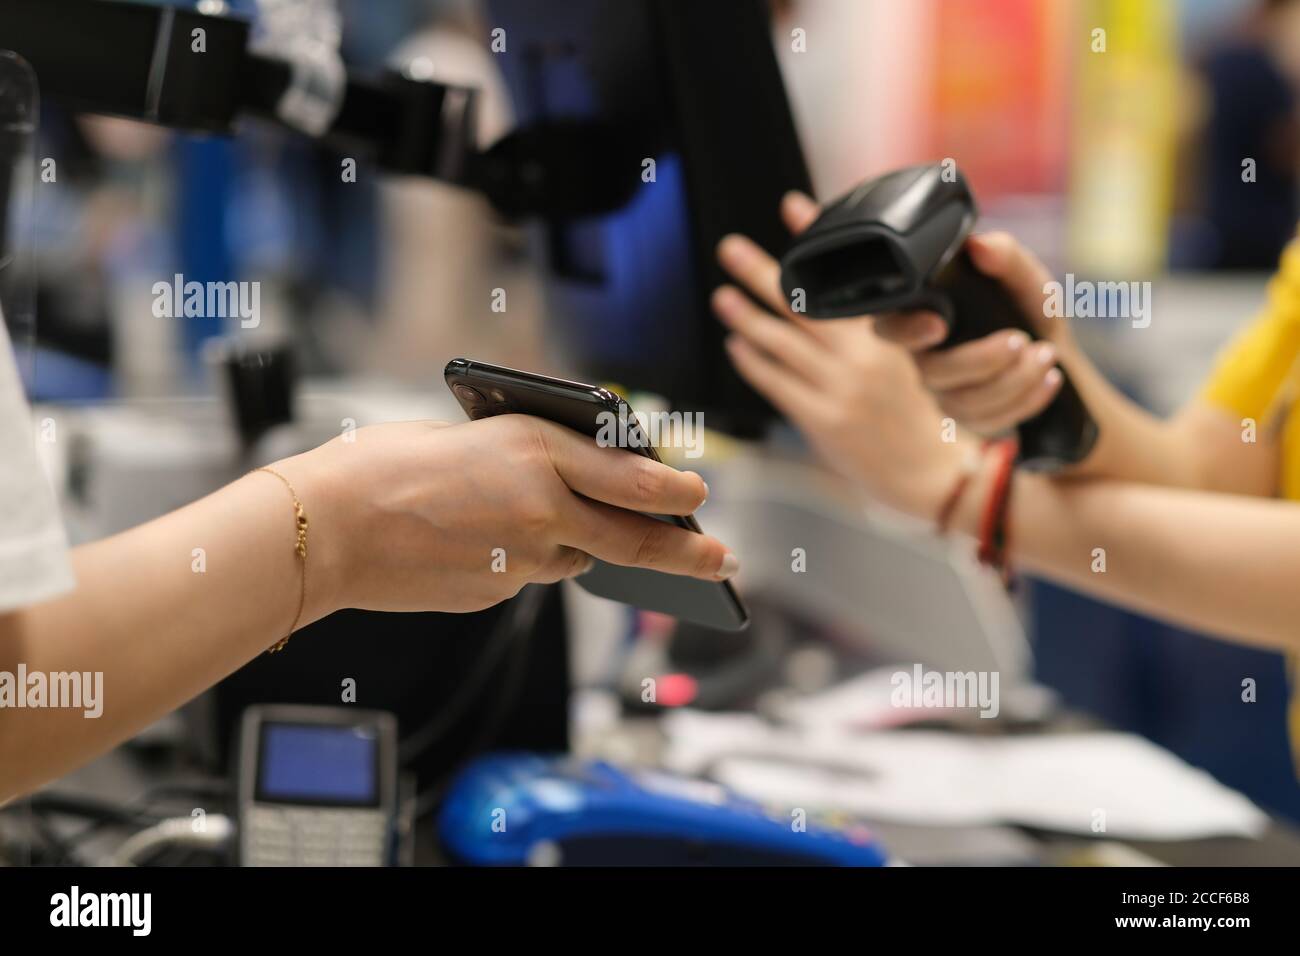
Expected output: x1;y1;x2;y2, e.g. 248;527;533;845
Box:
5;0;1300;866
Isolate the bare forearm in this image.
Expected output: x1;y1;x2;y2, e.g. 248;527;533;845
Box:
0;415;733;803
954;468;1300;650
1058;346;1276;494
0;470;332;802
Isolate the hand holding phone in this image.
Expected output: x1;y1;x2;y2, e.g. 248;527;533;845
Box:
445;359;749;631
263;408;737;620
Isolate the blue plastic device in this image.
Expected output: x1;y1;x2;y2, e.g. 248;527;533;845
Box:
438;753;889;867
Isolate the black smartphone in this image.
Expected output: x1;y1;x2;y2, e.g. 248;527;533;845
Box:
444;358;749;631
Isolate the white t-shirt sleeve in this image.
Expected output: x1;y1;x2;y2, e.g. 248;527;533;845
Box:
0;318;75;612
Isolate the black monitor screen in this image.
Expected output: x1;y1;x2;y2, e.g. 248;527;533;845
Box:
487;0;811;436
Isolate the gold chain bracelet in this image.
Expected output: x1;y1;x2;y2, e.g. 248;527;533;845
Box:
255;466;309;653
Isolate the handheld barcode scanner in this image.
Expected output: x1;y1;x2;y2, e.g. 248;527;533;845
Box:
779;163;1098;470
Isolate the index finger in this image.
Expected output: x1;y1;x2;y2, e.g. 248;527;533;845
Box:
562;497;736;581
715;232;842;345
915;328;1033;390
536;419;709;517
717;232;797;317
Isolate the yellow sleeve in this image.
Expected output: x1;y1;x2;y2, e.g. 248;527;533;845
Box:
1199;241;1300;777
1200;238;1300;423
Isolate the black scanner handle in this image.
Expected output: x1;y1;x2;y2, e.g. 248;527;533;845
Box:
926;249;1098;470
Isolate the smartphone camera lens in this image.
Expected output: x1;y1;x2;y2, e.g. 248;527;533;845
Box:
454;384;486;405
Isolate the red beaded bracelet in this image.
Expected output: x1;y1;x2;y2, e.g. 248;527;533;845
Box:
977;438;1018;588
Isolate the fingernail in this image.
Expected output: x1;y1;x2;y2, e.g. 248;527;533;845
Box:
723;289;746;313
1044;368;1063;388
579;553;597;576
717;552;740;580
1036;342;1056;365
1008;331;1030;352
701;479;710;502
923;318;948;344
